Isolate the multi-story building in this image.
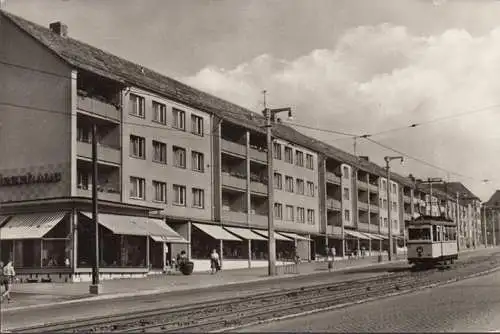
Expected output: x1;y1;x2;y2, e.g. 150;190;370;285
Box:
484;190;500;246
0;11;485;282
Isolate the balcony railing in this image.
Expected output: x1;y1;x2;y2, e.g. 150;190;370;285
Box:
357;222;370;232
250;181;267;194
77;94;120;121
326;172;341;185
369;183;379;192
221;172;246;191
326;225;342;236
369;205;379;214
221;139;246;157
249;145;267;163
358;201;369;211
357;180;368;191
249;213;268;228
326;198;341;211
77;141;121;164
221;210;247;224
77;187;121;202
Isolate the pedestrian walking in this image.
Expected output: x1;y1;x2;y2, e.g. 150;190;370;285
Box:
1;260;15;303
210;249;220;274
328;247;336;272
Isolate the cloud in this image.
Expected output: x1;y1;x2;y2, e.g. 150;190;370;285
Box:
184;23;500;199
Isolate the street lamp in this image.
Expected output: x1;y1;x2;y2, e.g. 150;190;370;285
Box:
263;106;293;276
384;155;404;261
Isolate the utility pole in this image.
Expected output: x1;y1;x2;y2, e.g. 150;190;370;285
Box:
456;191;460;251
90;124;101;294
384;156;404;261
263;96;293;277
494;210;498;246
482;204;488;248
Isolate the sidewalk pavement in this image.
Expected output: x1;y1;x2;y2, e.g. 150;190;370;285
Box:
4;254;397;311
4;246;497;312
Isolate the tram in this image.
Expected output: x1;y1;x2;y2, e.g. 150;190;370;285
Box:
407;215;458;268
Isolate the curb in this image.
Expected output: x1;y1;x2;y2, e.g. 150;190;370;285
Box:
3;259;405;313
216;265;500;333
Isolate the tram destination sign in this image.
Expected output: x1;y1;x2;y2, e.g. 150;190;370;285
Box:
0;172;62;187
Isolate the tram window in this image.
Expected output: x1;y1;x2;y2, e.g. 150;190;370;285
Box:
432;225;441;242
408;228;431;240
444;227;449;241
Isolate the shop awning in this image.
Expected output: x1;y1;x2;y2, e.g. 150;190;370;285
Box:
193;223;242;241
0;212;68;240
372;233;388;239
360;232;384;240
252;229;293;241
277;232;311;241
130;217;188;244
224;226;267;241
80;212;149;236
344;230;370;240
0;215;10;227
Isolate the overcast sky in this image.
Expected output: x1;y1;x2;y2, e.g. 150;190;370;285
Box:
5;0;500;201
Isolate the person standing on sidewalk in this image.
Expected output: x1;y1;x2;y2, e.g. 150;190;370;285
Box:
1;260;15;303
210;249;220;274
328;247;336;272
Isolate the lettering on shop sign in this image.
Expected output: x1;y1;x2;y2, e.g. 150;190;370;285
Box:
0;172;62;187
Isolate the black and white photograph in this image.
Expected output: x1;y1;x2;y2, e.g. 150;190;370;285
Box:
0;0;499;332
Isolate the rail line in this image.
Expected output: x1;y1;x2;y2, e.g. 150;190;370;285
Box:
11;252;500;334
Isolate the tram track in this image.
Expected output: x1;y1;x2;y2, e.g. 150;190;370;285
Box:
11;251;500;334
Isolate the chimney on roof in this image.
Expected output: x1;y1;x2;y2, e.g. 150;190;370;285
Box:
49;21;68;37
359;156;369;162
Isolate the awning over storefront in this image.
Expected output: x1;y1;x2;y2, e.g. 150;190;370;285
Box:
360;232;384;240
224;226;267;241
277;232;311;241
80;212;149;236
0;212;68;240
131;217;188;244
344;230;370;240
193;223;242;241
252;229;293;241
0;215;10;227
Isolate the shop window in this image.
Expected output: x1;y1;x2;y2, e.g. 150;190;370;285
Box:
251;240;268;260
41;240;68;268
14;240;41;268
191;226;218;259
223;240;246;260
1;240;13;264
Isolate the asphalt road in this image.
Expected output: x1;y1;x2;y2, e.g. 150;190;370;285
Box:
239;267;500;332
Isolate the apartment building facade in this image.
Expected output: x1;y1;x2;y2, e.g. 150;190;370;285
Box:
0;11;485;282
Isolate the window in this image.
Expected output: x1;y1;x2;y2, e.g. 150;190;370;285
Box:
191;114;204;136
130;177;145;199
295;151;304;167
77;126;90;143
152;140;167;164
297;207;305;223
173;146;186;168
273;143;282;160
383;199;388;210
307;209;315;225
382;179;387;191
433;225;441;242
393;201;398;212
342;166;349;179
274;203;283;220
384;218;388;227
77;170;89;190
305;154;314;170
285;205;294;221
173;184;186;206
285;176;294;192
274;172;282;189
172;108;186;130
152;101;166;124
344;209;350;222
192;188;204;208
153;181;166;202
284;147;293;163
296;179;305;195
192;151;204;172
343;187;350;200
130;135;145;159
307;181;315;197
129;94;145;118
408;227;431;240
392;183;397;194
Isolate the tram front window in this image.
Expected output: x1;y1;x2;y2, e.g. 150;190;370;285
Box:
408;227;431;241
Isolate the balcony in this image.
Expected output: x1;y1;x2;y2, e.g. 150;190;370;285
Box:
221;210;247;225
370;205;379;214
77;141;121;164
77;95;120;121
369;184;379;193
77;187;121;202
221;173;246;191
249;146;267;163
326;172;341;185
250;181;267;194
357;181;368;191
358;201;369;211
249;213;268;228
326;225;342;236
357;222;370;232
326;198;341;211
221;139;246;157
